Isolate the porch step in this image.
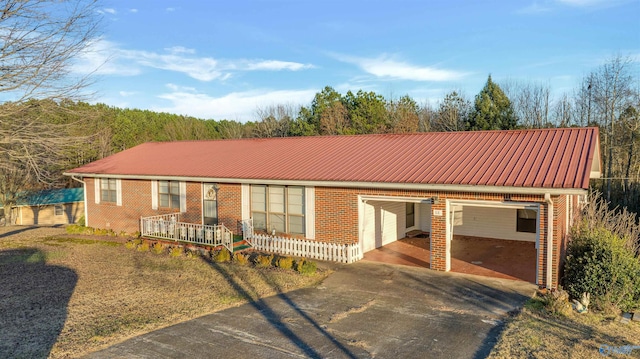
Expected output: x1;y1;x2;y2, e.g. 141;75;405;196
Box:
233;238;251;251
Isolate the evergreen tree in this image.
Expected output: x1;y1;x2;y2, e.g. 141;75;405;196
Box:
467;75;517;130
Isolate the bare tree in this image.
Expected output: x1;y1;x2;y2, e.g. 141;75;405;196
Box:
252;104;294;138
0;0;102;225
387;95;419;133
589;56;636;201
432;91;469;132
503;80;551;128
319;101;349;135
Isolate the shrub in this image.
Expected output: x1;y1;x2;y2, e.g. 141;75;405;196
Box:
137;241;149;252
125;238;142;250
77;216;85;226
295;258;317;275
564;223;640;312
151;242;165;254
276;256;294;270
255;254;274;268
170;246;183;257
234;252;250;266
212;248;231;263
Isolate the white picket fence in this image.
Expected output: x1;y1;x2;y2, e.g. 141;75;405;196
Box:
250;233;363;263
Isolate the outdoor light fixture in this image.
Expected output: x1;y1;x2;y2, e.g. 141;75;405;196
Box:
432;196;440;205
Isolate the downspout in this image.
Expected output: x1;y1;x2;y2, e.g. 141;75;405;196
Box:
544;193;554;289
70;176;88;227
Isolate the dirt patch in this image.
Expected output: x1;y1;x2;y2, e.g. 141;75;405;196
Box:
0;227;328;358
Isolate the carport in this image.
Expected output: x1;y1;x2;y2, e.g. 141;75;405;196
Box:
361;197;541;283
358;195;432;253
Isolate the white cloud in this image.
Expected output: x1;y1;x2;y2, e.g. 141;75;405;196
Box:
335;53;468;82
166;7;175;12
119;91;137;97
129;8;138;13
98;8;117;15
242;60;314;71
155;88;317;121
165;46;196;55
72;38;141;76
118;47;313;82
74;39;314;82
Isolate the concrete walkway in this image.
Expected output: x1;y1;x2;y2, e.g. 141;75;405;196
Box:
87;262;536;359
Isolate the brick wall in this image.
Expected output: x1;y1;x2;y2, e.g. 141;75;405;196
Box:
86;178;202;234
218;183;242;233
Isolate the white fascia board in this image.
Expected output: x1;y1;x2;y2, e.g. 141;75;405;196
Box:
63;172;589;196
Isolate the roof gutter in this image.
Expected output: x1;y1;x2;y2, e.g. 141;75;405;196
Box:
544;193;554;289
62;172;589;196
69;175;89;227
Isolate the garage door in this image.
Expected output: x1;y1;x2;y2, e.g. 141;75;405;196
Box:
362;201;403;252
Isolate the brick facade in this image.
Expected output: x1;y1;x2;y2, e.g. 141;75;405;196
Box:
86;177;571;288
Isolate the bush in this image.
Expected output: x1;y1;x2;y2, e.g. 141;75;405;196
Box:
295;258;317;275
276;256;294;270
234;252;250;266
170;246;183;257
212;248;231;263
77;216;85;226
151;242;165;254
255;254;274;268
137;241;149;252
125;238;142;250
564;224;640;312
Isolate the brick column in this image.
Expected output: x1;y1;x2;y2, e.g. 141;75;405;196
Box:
430;201;448;271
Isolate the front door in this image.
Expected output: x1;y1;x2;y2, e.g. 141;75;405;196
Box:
203;183;218;225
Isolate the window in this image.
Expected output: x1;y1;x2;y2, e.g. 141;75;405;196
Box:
251;185;305;235
101;178;117;203
516;209;537;233
54;205;64;216
159;181;180;209
406;203;415;228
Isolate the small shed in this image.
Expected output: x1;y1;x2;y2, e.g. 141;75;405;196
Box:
12;188;85;225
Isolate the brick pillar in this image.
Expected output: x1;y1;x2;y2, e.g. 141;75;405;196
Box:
430;201;448;272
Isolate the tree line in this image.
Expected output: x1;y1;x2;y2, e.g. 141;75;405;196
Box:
2;55;637;220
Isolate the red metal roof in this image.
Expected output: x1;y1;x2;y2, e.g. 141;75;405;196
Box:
66;127;600;189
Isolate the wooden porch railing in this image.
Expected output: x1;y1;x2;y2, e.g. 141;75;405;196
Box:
140;213;233;252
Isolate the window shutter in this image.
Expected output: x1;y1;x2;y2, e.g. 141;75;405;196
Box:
94;178;100;204
241;183;250;220
151;180;158;210
305;187;315;239
116;179;122;206
179;181;187;213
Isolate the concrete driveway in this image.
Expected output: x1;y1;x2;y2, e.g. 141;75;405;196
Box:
87;261;535;359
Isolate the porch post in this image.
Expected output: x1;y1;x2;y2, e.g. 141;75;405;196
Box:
430;199;448;272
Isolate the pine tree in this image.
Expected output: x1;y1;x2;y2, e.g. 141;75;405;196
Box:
467;75;517;130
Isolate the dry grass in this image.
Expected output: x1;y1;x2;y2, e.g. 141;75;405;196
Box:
0;226;328;358
489;299;640;359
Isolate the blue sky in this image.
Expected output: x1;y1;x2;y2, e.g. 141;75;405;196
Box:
75;0;640;122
